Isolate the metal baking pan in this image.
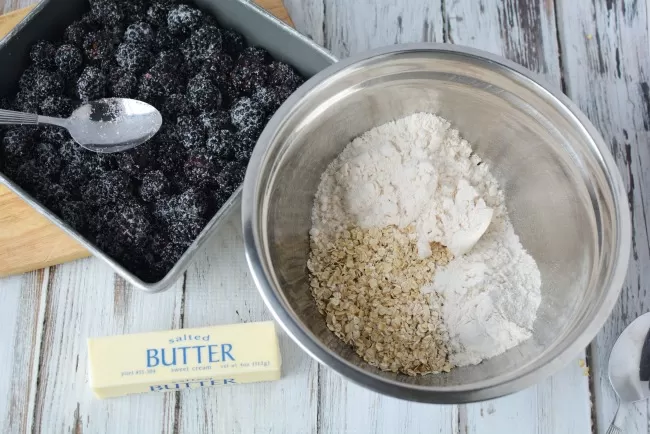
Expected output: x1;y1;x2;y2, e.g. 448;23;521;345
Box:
0;0;337;292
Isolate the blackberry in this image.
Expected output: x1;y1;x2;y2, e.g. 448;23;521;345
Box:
139;170;169;202
110;201;152;245
83;32;115;63
168;214;206;244
60;200;89;232
64;20;88;47
20;68;64;99
115;42;152;72
214;160;245;195
158;238;186;269
161;93;192;119
108;69;138;97
181;25;222;68
146;2;172;27
176;115;206;149
230;97;266;138
87;151;118;172
2;128;34;169
222;160;246;187
30;41;57;70
138;70;184;103
154;28;178;50
10;160;42;189
90;0;123;26
124;22;155;46
58;138;84;164
154;187;208;225
37;184;70;214
117;144;155;178
199;111;231;134
55;44;83;73
34;142;63;179
184;151;218;186
123;0;148;23
238;46;271;66
220;29;246;56
39;96;74;117
232;141;253;163
59;161;91;195
206;129;236;160
267;61;304;89
104;23;127;46
201;53;234;76
157;146;187;174
230;60;268;96
252;86;290;112
77;67;106;101
117;143;156;179
14;91;40;113
81;10;105;27
39;126;71;144
167;4;202;35
214;74;240;105
187;72;221;110
82;170;130;205
152;49;184;73
94;231;124;257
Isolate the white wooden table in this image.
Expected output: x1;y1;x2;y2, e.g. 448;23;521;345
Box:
1;0;648;433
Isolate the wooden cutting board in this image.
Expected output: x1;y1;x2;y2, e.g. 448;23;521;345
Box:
0;0;292;277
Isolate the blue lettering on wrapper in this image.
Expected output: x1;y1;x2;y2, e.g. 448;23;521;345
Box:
161;348;176;366
208;345;219;362
221;343;235;361
192;345;204;363
147;349;159;367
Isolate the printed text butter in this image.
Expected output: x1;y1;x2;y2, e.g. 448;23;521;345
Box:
87;321;281;398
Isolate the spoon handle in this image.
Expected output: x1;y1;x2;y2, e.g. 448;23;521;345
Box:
0;109;39;125
606;403;626;434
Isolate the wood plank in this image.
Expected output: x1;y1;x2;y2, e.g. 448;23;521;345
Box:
32;259;184;433
318;377;458;434
305;0;444;58
0;269;48;434
0;185;89;278
445;1;592;432
0;0;34;16
180;205;319;433
461;358;591;434
444;0;562;83
556;0;650;433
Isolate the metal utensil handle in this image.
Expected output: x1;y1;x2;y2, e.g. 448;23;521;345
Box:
0;109;39;125
606;404;626;434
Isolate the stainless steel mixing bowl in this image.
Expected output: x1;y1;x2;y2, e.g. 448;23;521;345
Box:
242;44;631;403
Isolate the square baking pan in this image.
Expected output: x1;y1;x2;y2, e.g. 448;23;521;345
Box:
0;0;337;292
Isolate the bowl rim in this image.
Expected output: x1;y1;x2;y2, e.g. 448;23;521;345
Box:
242;42;631;403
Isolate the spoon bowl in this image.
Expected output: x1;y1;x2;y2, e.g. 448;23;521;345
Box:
606;312;650;432
66;98;163;153
0;98;162;153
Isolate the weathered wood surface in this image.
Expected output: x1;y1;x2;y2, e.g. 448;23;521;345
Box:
556;1;650;433
1;0;648;433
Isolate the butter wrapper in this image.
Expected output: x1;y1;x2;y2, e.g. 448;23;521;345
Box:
87;321;281;399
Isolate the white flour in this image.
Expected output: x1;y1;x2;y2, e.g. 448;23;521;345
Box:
311;112;542;366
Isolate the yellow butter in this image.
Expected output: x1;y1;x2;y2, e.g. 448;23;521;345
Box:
87;321;281;399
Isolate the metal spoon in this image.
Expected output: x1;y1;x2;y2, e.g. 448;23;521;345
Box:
0;98;162;153
607;311;650;433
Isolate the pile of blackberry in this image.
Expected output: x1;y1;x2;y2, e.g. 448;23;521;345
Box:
0;0;304;282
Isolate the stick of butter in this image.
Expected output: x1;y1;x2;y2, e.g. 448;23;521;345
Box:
87;321;281;399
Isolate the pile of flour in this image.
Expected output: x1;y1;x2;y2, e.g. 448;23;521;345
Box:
311;112;542;366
